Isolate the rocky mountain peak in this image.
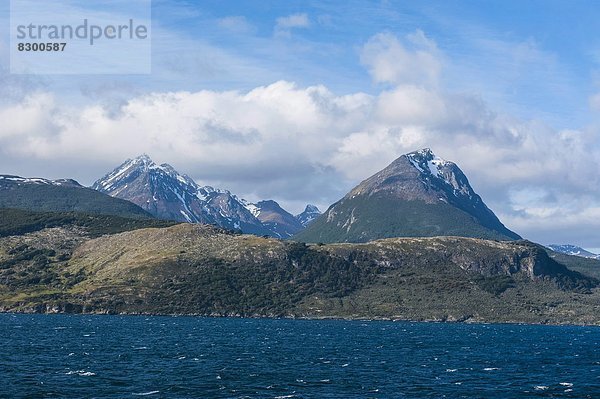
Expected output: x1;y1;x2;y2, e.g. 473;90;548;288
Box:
92;156;297;237
133;153;153;164
347;148;475;205
304;204;320;213
241;200;304;238
295;148;521;243
295;204;322;227
406;148;450;175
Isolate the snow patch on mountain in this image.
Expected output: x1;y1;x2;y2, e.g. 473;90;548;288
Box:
0;175;81;187
547;244;600;259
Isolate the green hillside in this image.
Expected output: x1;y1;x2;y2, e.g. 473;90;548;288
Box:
0;223;598;324
295;195;519;244
0;179;151;219
0;208;176;238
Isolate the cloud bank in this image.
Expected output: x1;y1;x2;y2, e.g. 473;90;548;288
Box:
0;30;598;248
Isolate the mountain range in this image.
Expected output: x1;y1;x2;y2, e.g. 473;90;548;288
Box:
91;154;319;238
1;149;600;323
2;150;593;251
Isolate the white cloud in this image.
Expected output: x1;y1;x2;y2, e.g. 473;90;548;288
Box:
360;31;442;87
0;31;599;248
275;13;310;37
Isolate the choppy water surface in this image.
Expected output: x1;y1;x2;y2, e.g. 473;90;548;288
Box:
1;314;599;398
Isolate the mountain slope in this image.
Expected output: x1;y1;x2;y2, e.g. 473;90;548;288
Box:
0;175;152;219
0;224;598;324
243;200;304;238
0;208;175;238
295;149;520;243
92;155;272;236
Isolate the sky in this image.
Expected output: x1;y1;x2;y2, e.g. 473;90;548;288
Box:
0;0;599;251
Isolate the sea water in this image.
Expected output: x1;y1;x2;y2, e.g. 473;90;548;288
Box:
1;314;599;398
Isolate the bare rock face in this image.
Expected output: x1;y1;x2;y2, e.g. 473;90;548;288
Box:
295;149;521;243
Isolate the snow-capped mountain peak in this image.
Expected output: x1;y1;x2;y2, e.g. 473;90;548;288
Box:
404;148;476;200
295;204;321;227
407;148;453;179
296;148;521;243
547;244;600;259
240;200;304;238
92;155;290;237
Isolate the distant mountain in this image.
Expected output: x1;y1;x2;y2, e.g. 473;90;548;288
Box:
0;175;152;219
547;244;600;260
295;148;521;243
92;155;278;236
242;200;304;238
295;204;321;227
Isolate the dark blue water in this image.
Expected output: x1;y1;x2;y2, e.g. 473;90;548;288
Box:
1;315;599;398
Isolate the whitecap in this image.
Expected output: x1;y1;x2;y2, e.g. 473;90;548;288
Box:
274;395;295;399
341;363;349;367
534;386;548;391
132;391;159;396
560;382;573;387
483;367;499;371
446;369;458;372
65;370;96;376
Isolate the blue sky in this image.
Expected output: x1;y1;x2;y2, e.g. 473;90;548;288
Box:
4;0;600;125
1;0;599;250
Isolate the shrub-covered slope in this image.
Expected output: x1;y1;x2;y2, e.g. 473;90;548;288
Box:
0;175;151;219
0;224;597;324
